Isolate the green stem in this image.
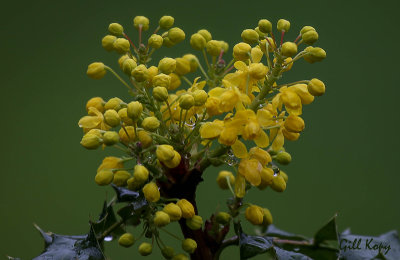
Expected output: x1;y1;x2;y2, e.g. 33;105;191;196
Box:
105;66;133;91
274;80;310;89
249;54;285;111
202;49;211;70
160;228;183;241
181;75;192;86
196;57;210;80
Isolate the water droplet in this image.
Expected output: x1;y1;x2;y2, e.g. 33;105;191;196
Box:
104;236;113;242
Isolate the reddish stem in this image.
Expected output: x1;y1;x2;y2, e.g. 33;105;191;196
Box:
280;31;285;46
294;34;301;43
123;32;138;52
270;31;277;47
217;50;224;63
139;24;143;46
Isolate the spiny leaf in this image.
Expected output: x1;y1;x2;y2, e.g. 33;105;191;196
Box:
32;224;103;260
92;200;124;239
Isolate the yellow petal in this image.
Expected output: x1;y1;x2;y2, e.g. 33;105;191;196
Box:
231;139;248;158
234;173;246;198
208;87;226;98
272;129;284;151
199;122;223;139
272;93;283;111
254;130;269;148
78;116;102;129
257;109;274;127
288;84;314;105
234;61;247;71
251;47;263;63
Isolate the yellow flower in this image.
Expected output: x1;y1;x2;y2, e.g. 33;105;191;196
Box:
238;158;262;186
78;107;111;133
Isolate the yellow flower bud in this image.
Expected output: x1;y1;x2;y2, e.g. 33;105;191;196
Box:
153;86;169;102
133;16;149;31
134;165;149;183
122;59;137;75
186;215;203;230
97;156;124;172
168;27;185;43
258;19;272;33
142;116;160;131
168;73;181;90
275;151;292;165
206;40;222;56
216;212;231;225
156;145;175;162
87;62;106;79
258;167;274;189
118;55;130;69
103;131;120;145
182;238;197;254
281;42;297;57
162;36;175;47
190;33;206;50
284;115;305;133
254;27;267;39
127;101;143;120
233;42;251;61
147;66;159;82
271;175;286;192
304;47;326;63
131;64;149;82
216;171;235;190
163;203;182;221
95;170;114;186
159;58;177;74
118;233;135;247
161;246;175;259
86;97;105;113
163;151;181;168
300;26;315;35
308;78;325;96
177;199;195;219
282;127;300;141
118;108;134;125
220;41;229;52
104;97;123;111
173;254;189;260
192;90;208;106
249;63;268;80
137;130;153;148
245;205;264;225
277;19;290;32
179;94;195;110
241;29;259;44
80;134;102;150
118;126;136;144
104;109;121;127
280;170;288;182
138;242;152;256
262;208;273;226
175;58;191;75
148;34;163;49
102;35;116;51
127;177;142;190
159;15;174;29
243;120;261;140
108;23;124;36
113;38;130;54
153;73;171;88
113;170;131;186
154;211;171;227
249;147;272;165
143;182;160;202
182;54;199;73
197;29;212;42
302;30;318;45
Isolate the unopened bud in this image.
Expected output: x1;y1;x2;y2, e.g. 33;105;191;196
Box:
302;30;319;45
143;182;160;202
271;175;287;192
258;19;272;33
277;19;290;32
241;29;259;44
138;242;152;256
133;16;149;31
95;170;114;186
108;23;124;36
103;131;120;145
134;165;149;183
131;64;149;82
206;40;222;56
154;211;171;227
186;215;203;230
175;58;191;75
153;86;169;102
118;233;135;247
102;35;116;51
158;58;177;74
275;151;292;165
245;205;264;225
182;238;197;254
127;101;143;120
113;170;131;186
81;134;102;150
113;38;130;54
192;90;208;106
142;116;160;131
190;33;206;50
156;145;175;161
168;27;185;44
233;42;251;60
122;59;137;75
216;171;235;190
308;78;325;96
182;54;199;72
177;199;195;219
216;212;231;225
284;115;305;133
148;34;163;49
197;29;212;42
159;15;174;29
87;62;106;79
281;42;297;57
179;94;195;110
104;109;121;127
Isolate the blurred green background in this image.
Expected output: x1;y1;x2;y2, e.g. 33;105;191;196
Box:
1;0;399;259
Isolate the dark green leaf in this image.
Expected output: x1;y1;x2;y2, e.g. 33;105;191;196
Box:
112;184;141;202
266;247;312;260
117;204;141;226
314;214;339;249
266;225;309;241
339;229;400;260
92;201;124;239
239;231;274;259
32;224;104;260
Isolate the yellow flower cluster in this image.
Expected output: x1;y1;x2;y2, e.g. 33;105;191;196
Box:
79;15;326;256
